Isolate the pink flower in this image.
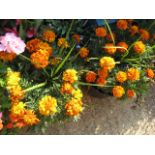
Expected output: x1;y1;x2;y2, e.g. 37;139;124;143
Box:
0;112;2;119
0;33;26;55
26;27;36;38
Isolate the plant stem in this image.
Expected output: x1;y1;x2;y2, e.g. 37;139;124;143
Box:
77;81;112;87
19;54;31;61
65;19;74;40
24;82;47;93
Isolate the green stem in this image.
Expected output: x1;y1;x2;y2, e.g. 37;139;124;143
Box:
19;54;31;61
77;81;112;87
65;19;74;40
24;82;47;93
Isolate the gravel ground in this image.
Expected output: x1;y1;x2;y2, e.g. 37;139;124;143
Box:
27;85;155;135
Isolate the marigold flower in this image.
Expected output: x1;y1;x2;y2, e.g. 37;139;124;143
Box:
95;27;107;37
79;47;89;58
106;32;116;41
146;69;154;79
6;123;14;129
0;33;26;55
62;69;78;83
11;102;26;116
116;71;127;83
85;71;97;83
57;38;69;48
117;42;128;53
112;86;125;98
26;38;42;53
43;30;56;42
116;20;128;30
30;51;49;69
96;77;107;86
99;56;116;71
129;25;139;35
38;95;57;116
72;89;83;99
127;89;136;98
23;110;40;125
133;41;145;54
15;121;26;128
0;51;16;62
98;68;108;78
61;82;74;94
104;43;116;55
139;29;150;41
127;68;140;82
0;119;3;130
72;34;81;43
65;98;83;116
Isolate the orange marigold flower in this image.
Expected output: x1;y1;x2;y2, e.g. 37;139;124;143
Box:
23;110;40;125
30;51;49;69
0;52;16;62
104;43;116;55
146;69;154;79
95;27;107;37
85;71;97;83
57;38;69;48
79;47;89;58
62;69;78;83
96;77;107;86
98;68;108;78
99;56;116;71
6;123;14;129
127;89;136;98
15;121;26;128
0;119;3;130
26;38;42;53
117;42;128;53
38;95;57;116
61;82;74;94
112;86;125;98
133;41;145;54
11;102;26;116
127;68;140;82
65;98;83;116
116;71;127;83
116;20;128;30
129;25;139;35
139;29;150;41
43;30;56;42
72;34;81;43
106;32;116;41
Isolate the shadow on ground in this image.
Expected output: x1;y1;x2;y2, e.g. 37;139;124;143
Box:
28;85;155;135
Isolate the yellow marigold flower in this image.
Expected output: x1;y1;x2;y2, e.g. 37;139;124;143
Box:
79;47;89;58
127;89;136;98
26;38;42;53
72;34;81;43
117;42;128;53
139;29;150;41
116;71;127;83
61;82;74;94
133;41;145;54
95;27;107;37
11;102;26;116
6;69;21;89
65;98;83;116
0;52;16;62
104;43;116;55
23;110;40;125
30;51;49;69
129;25;139;35
99;56;116;71
9;85;25;103
96;77;107;86
127;68;140;82
112;86;125;98
146;69;154;79
72;89;83;99
98;68;108;78
106;32;116;41
39;95;57;116
85;71;97;83
62;69;78;83
116;20;128;30
57;38;69;48
43;30;56;42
